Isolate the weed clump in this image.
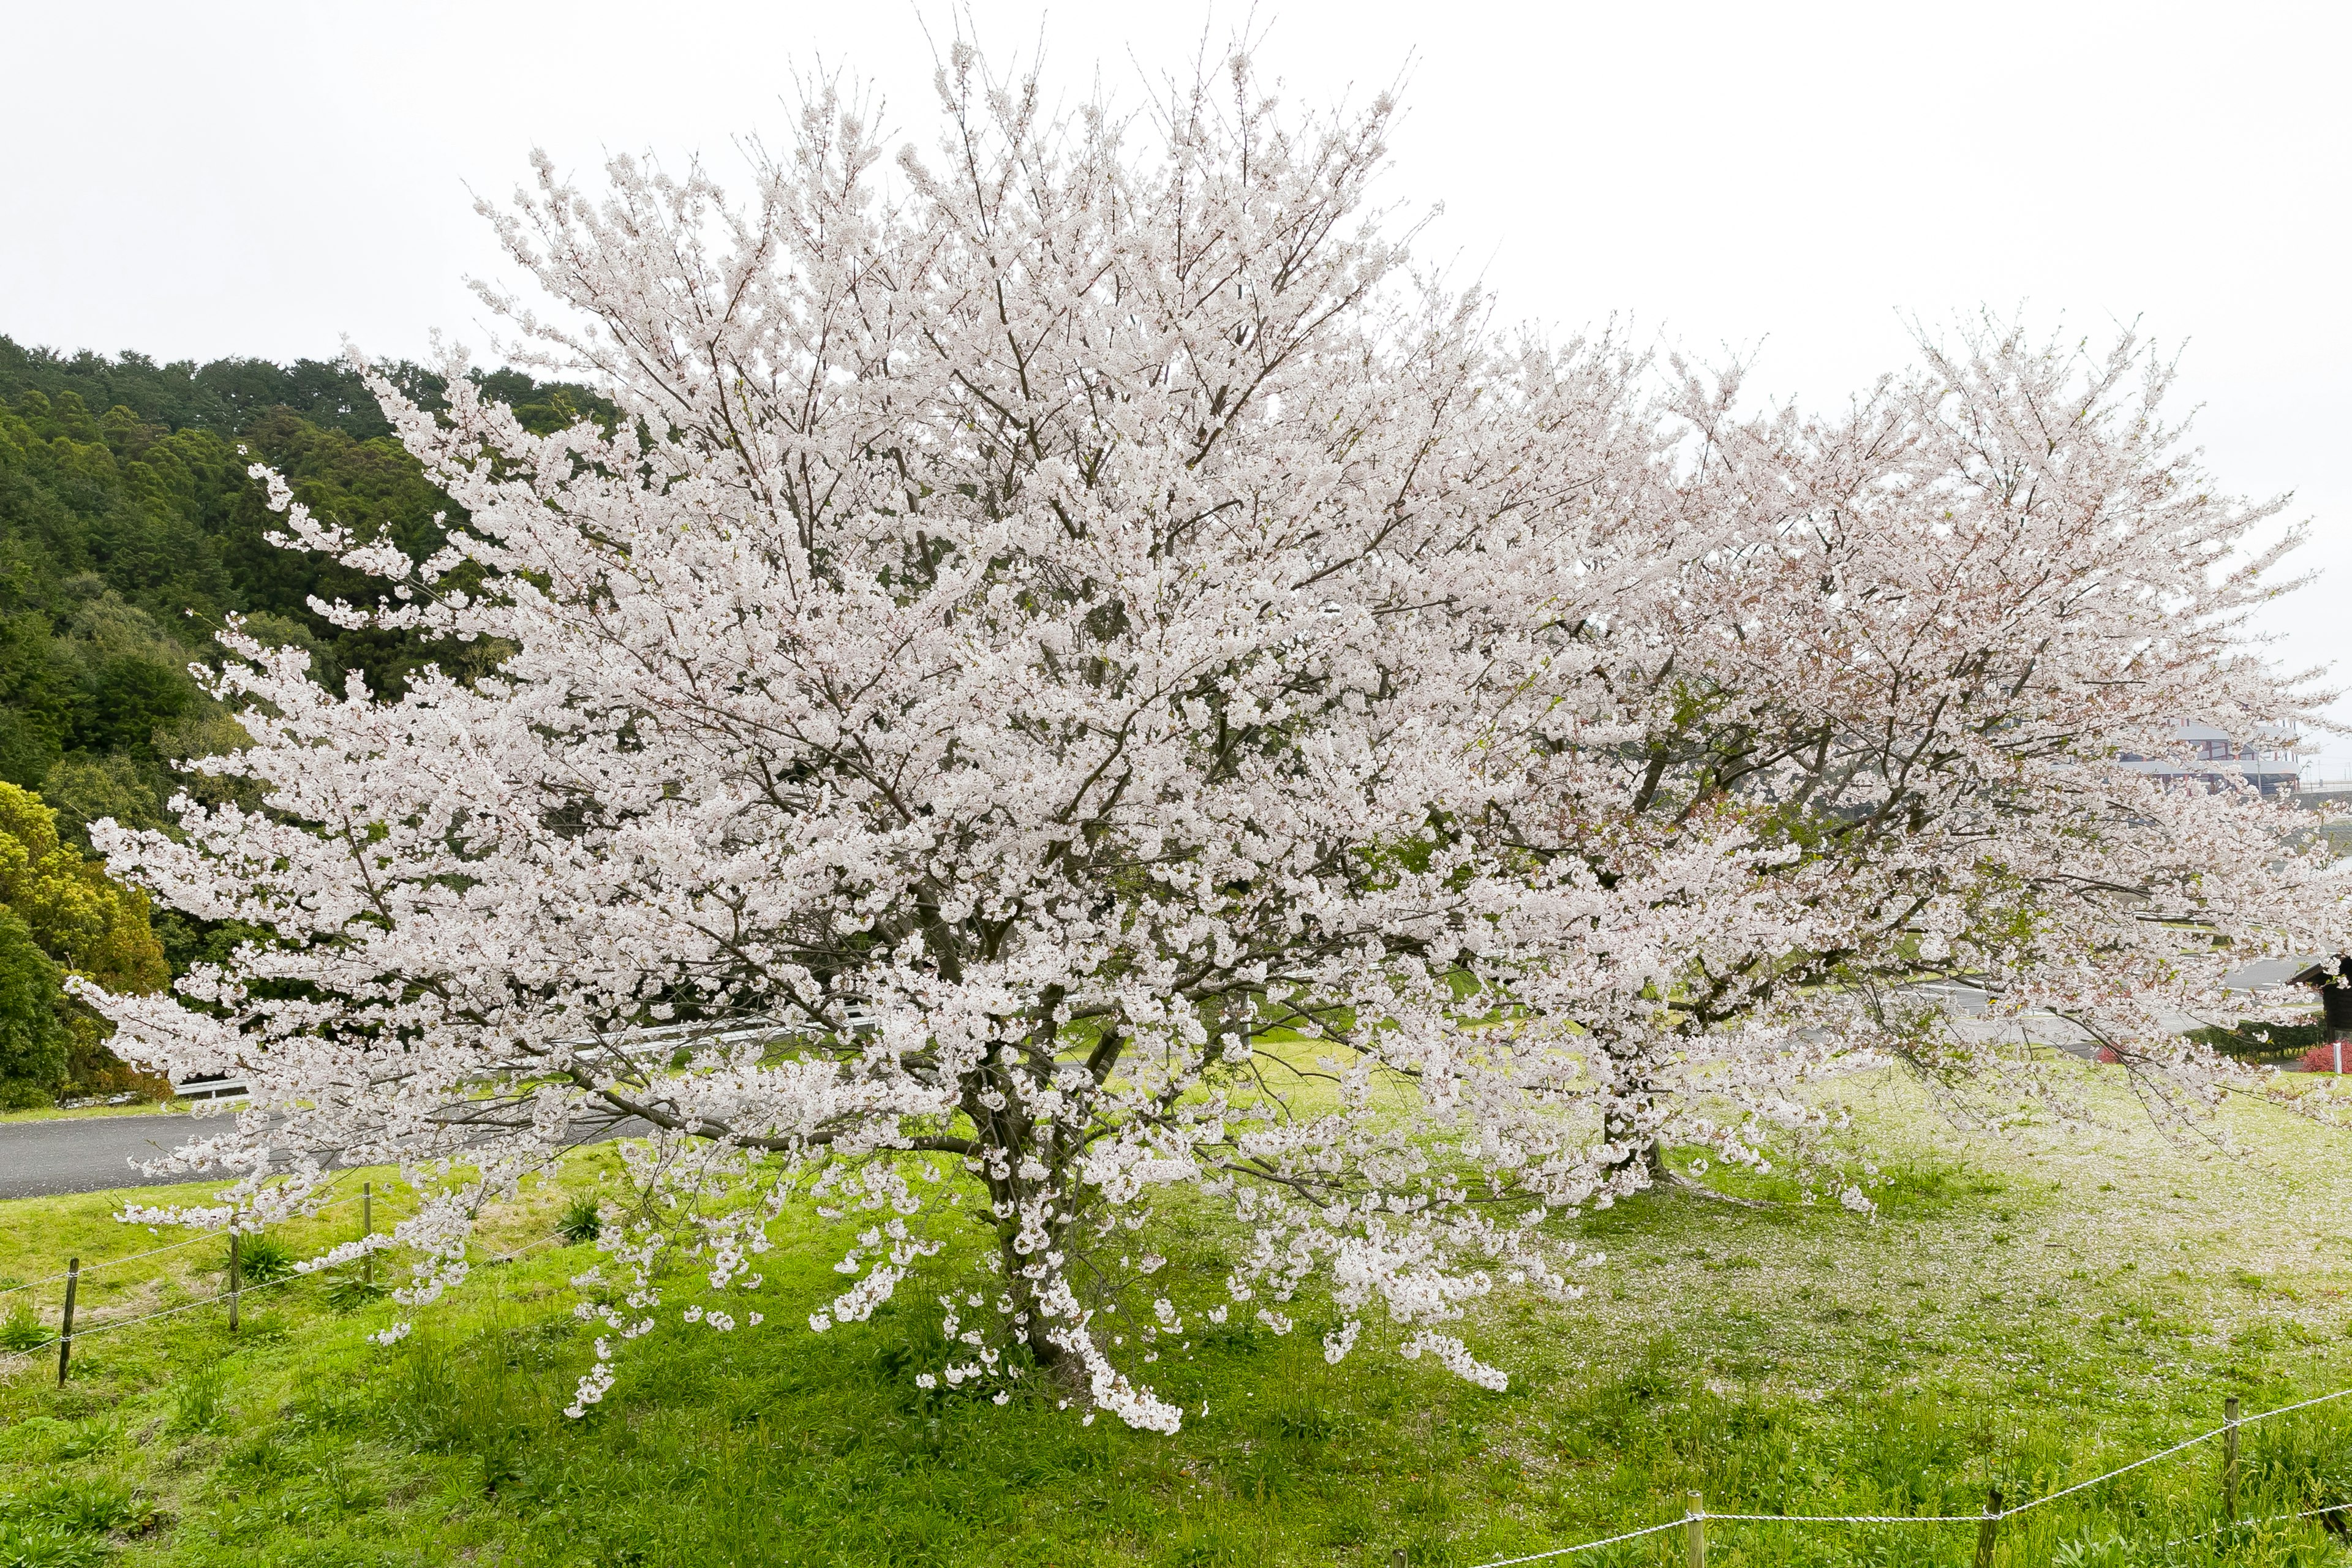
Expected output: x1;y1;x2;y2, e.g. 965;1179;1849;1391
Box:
321;1271;388;1312
0;1300;50;1352
556;1195;603;1246
231;1234;296;1284
0;1518;105;1567
170;1359;228;1433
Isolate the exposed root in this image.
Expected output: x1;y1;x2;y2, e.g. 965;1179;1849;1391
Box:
1656;1169;1776;1208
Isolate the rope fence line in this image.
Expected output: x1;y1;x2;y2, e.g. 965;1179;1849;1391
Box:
0;1230;214;1295
0;1182;395;1298
1988;1423;2230;1519
482;1235;562;1268
0;1269;312;1366
2239;1385;2352;1423
1463;1384;2352;1568
0;1223;569;1373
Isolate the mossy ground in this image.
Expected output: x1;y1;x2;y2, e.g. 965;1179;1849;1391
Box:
3;1063;2351;1567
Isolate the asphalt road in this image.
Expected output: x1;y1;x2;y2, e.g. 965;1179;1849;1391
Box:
0;1112;226;1200
0;1107;661;1201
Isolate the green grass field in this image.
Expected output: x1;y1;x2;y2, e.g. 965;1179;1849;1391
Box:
3;1064;2351;1567
0;1101;189;1125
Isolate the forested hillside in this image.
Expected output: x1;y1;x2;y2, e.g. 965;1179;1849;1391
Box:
0;337;596;1104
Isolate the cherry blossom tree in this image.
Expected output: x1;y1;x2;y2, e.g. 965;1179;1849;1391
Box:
83;45;2340;1428
1532;325;2345;1183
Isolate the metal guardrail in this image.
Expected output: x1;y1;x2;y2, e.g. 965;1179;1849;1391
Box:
170;1074;248;1102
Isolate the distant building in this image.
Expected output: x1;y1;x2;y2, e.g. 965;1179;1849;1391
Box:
2117;722;2301;798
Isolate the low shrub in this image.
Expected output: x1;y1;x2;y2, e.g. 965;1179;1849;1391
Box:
2190;1019;2323;1063
6;1477;149;1536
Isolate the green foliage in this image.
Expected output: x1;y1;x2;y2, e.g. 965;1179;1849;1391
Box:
2;1477;148;1536
170;1359;228;1433
321;1270;388;1312
0;1517;106;1568
0;1474;148;1568
2050;1532;2139;1568
0;339;402;444
0;336;606;802
1;1095;2351;1567
0;784;167;993
0;337;611;449
35;754;165;848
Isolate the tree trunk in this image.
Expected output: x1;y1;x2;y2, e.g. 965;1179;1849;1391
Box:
995;1223;1087;1392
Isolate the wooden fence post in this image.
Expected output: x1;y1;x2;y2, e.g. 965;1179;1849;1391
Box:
54;1259;77;1385
362;1182;374;1287
1973;1487;2003;1568
228;1232;241;1333
1685;1490;1705;1568
2223;1396;2240;1525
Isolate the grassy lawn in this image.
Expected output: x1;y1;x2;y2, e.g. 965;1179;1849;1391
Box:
3;1064;2351;1567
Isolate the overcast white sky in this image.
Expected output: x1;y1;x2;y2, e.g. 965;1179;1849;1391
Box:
7;1;2349;764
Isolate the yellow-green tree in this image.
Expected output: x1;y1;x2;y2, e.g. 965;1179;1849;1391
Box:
0;782;168;1105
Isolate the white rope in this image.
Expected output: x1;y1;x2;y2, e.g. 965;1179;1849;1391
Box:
18;1205;2339;1550
1463;1516;1687;1567
0;1272;305;1368
484;1235;560;1264
0;1224;548;1365
0;1230;214;1295
1700;1512;1986;1524
62;1270;303;1337
1466;1388;2352;1567
2239;1385;2352;1423
1996;1424;2230;1517
0;1186;386;1297
2163;1500;2352;1548
0;1195;435;1368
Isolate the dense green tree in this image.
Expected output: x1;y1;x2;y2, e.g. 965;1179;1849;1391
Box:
0;908;68;1108
0;336;609;445
0;335;603;1101
0;782;171;1102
